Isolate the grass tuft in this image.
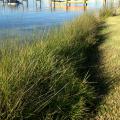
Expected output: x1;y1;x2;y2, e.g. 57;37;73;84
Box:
99;7;115;18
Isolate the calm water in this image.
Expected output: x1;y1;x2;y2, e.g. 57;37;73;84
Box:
0;0;119;38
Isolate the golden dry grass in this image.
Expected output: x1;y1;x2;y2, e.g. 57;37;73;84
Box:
95;16;120;119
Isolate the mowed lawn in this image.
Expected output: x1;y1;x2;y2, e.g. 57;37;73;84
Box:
95;16;120;119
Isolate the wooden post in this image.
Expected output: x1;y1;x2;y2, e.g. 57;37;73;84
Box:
84;0;87;6
104;0;107;5
53;0;56;10
103;0;107;7
66;0;68;6
36;0;41;9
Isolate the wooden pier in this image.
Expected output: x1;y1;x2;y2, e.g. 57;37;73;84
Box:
0;0;109;10
0;0;87;5
50;0;88;10
51;0;88;4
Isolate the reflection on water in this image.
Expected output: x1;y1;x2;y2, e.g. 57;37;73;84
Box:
0;0;119;39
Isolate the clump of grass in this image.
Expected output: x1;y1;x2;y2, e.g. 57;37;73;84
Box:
0;14;99;120
99;7;115;18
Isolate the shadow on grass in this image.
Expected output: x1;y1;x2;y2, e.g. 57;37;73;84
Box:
0;50;2;61
57;21;112;119
84;22;112;119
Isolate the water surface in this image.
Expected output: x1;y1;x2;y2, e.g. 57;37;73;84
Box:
0;0;119;39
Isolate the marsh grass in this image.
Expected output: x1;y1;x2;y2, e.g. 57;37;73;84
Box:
99;7;116;19
0;14;99;120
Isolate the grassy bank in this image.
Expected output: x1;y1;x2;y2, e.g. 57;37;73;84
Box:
0;14;100;120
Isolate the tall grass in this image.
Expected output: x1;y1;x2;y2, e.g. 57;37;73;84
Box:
99;7;116;18
0;14;99;120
